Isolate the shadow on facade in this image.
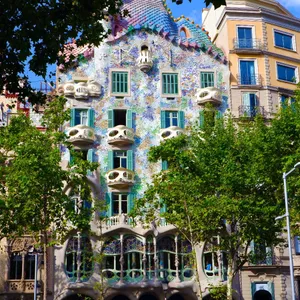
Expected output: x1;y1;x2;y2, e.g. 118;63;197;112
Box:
139;293;158;300
253;290;272;300
111;296;130;300
168;294;184;300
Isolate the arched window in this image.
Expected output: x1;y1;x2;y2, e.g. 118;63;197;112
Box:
102;236;121;283
123;235;144;282
65;236;93;282
179;27;191;39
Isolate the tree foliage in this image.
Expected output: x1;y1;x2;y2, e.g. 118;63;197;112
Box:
0;0;123;105
135;88;300;299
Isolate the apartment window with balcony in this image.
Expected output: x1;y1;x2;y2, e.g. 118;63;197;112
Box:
113;150;127;168
162;73;179;96
111;71;129;95
200;72;215;88
274;30;294;50
107;109;133;128
250;241;272;265
239;60;257;85
237;26;253;49
108;150;133;170
280;95;296;109
70;108;95;127
277;63;297;83
161;111;184;129
240;93;258;117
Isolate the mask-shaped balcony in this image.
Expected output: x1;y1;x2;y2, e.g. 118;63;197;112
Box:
106;167;135;188
87;80;101;97
64;81;75;96
66;125;96;146
160;126;184;141
196;87;222;106
74;82;89;99
137;49;153;72
107;125;134;146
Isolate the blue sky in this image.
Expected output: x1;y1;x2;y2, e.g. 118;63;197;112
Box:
27;0;300;89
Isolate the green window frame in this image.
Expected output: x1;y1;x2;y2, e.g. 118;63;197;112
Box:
162;73;179;95
161;110;185;129
70;108;95;128
112;71;129;94
201;72;215;88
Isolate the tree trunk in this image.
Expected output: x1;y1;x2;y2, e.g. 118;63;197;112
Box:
192;246;202;299
226;259;233;300
43;233;48;300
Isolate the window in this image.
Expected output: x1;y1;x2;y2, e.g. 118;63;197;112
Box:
237;27;253;49
201;72;215;88
250;241;272;265
199;110;222;128
241;93;258;117
113;150;127;168
70;108;95;127
179;27;190;39
274;30;294;50
107;109;133;128
10;253;35;280
277;63;297;83
239;60;257;85
65;236;93;282
106;193;134;217
162;73;179;96
70;193;92;214
111;71;129;95
112;194;128;215
161;111;184;129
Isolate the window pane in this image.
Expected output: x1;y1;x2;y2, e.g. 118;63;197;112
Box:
277;64;296;82
162;73;179;95
201;72;214;88
25;255;35;279
275;32;293;50
10;253;22;279
112;72;128;93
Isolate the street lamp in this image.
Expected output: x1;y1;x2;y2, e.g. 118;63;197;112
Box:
28;246;42;300
275;162;300;300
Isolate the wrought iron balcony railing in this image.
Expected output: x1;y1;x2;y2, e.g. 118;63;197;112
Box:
237;74;261;86
233;38;263;50
238;105;265;118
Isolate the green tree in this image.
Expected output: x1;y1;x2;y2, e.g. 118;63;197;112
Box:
134;99;300;299
0;96;98;300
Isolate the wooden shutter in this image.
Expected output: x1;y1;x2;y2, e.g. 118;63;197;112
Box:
178;111;185;129
88;108;95;128
126;109;133;128
295;236;300;254
215;111;222;120
161;111;166;129
199;111;205;128
242;93;250;106
108;151;114;170
87;149;94;176
251;282;256;298
127;193;135;213
160;200;167;214
106;193;113;217
268;281;275;299
162;160;168;171
70;108;76;127
108;109;114;128
126;150;133;170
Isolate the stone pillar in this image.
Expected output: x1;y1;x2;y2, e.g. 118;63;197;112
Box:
120;234;124;283
154;237;158;281
76;232;81;282
174;235;180;282
143;237;147;281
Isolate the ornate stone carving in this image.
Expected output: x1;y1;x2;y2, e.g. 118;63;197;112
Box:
195;87;222;106
66;125;96;145
10;237;36;252
60;80;101;98
106;167;135;188
107;125;134;145
160;126;184;141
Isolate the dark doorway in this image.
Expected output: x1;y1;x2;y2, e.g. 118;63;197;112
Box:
112;296;131;300
140;294;158;300
254;290;272;300
168;294;185;300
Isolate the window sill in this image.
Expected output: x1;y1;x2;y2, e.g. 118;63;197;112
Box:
277;79;297;85
274;45;296;53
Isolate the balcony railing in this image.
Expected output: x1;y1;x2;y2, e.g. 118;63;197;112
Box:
107;125;134;146
237;74;261;86
160;126;184;141
106;167;135;188
195;86;222;106
238;105;265;118
66;124;96;145
6;280;35;293
233;38;263;50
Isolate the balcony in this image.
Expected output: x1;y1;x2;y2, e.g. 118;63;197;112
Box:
237;74;262;87
106;167;135;188
238;105;265;118
61;80;101;98
160;126;184;141
107;125;134;146
137;50;153;72
233;38;264;53
6;280;35;293
195;87;222;106
66;124;96;146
